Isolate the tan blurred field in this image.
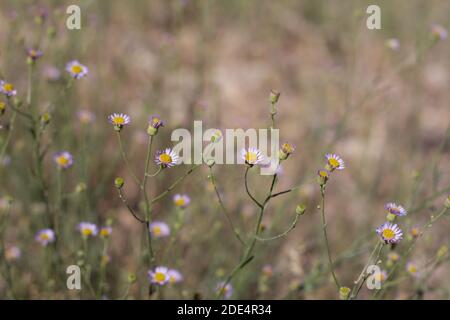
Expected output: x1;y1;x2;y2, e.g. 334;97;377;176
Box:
0;0;449;299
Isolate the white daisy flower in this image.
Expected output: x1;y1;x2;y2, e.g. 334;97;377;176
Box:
35;229;55;246
168;269;183;284
173;194;190;208
406;262;420;278
431;24;448;41
384;202;407;217
325;153;345;171
376;222;403;244
78;222;98;237
241;147;264;166
154;148;180;168
0;80;17;97
385;38;400;50
149;221;170;238
148;266;170;286
108;113;131;130
66;60;89;79
5;246;21;261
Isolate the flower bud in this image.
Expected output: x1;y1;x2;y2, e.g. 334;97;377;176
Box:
147;115;164;136
437;245;448;260
114;177;124;189
128;274;137;283
445;195;450;209
270;90;281;104
147;126;158;136
339;286;351;300
295;204;306;215
410;226;420;239
279;143;295;160
386;213;396;222
75;182;87;193
40;112;51;127
210;130;222;143
206;159;215;167
317;169;329;186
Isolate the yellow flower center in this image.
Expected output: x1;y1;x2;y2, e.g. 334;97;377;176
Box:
169;275;176;283
218;286;229;295
56;156;69;167
113;116;125;125
318;170;328;178
388;253;399;262
71;65;83;74
382;228;395;239
153;226;161;235
82;228;92;236
152;118;160;125
100;229;110;237
40;233;50;240
282;143;294;153
3;83;13;92
245;152;257;163
154;272;166;282
159;153;172;164
408;266;417;274
175;198;185;207
328;158;340;168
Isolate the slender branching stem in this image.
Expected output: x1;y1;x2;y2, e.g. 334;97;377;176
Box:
116;131;141;187
255;210;302;241
320;185;340;291
151;165;200;204
142;136;155;267
116;188;145;223
244;166;263;209
209;166;245;246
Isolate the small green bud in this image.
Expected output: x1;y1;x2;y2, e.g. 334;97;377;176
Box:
206;159;215;167
386;213;396;222
40;112;51;126
75;182;87;193
147;125;158;136
437;245;448;260
114;177;124;189
295;204;306;215
128;274;137;283
445;195;450;209
270;90;281;104
317;169;329;186
339;286;351;300
210;130;222;143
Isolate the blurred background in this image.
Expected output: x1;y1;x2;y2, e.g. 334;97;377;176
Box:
0;0;449;299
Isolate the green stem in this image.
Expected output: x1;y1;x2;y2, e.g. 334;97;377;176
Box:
151;165;200;204
351;242;383;299
116;131;141;187
320;186;340;291
0;99;18;166
218;170;278;298
209;166;245;246
244;167;263;209
255;211;301;241
142;136;155;268
27;63;34;107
